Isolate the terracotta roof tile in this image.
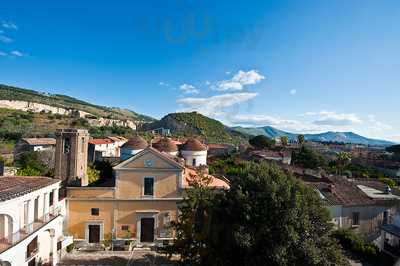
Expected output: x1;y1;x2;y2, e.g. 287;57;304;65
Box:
121;136;148;150
183;168;229;189
89;138;114;145
152;138;178;153
22;138;56;146
181;138;207;151
0;176;60;202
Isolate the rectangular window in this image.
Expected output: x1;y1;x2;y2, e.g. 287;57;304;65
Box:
192;158;196;166
352;212;360;226
91;208;99;216
144;177;154;196
49;191;54;207
121;225;129;231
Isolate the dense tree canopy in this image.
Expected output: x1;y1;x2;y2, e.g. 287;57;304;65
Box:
166;162;348;266
249;135;275;149
292;146;327;169
387;144;400;154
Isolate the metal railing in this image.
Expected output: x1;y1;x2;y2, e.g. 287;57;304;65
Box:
0;207;61;251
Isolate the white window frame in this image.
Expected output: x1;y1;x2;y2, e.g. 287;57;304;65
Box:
143;177;155;197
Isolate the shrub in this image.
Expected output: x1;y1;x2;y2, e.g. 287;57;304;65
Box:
333;229;380;261
378;176;396;188
66;243;75;253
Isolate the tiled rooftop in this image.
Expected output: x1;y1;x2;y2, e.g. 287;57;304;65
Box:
0;176;60;202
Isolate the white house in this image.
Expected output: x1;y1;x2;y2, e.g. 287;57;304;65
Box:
0;176;68;266
88;137;127;162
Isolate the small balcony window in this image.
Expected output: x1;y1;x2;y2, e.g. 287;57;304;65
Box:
352;212;360;226
49;191;54;207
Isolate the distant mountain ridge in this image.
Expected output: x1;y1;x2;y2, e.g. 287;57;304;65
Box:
232;126;395;146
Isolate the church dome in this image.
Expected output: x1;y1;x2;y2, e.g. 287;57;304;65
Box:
121;136;148;150
181;138;207;151
152;138;178;153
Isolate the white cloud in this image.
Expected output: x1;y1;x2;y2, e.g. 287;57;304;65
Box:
10;50;24;57
216;70;265;91
229;114;301;128
304;111;363;126
179;83;199;94
290;89;297;95
367;115;392;131
1;21;18;30
159;81;165;86
205;80;211;85
0;51;7;57
0;35;13;43
177;92;258;116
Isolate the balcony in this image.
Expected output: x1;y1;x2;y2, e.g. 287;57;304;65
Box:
0;207;61;254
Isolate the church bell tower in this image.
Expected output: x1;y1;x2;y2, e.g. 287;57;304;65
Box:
55;128;89;186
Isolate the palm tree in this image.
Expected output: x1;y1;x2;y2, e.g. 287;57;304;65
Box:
280;136;289;146
297;135;305;146
336;152;351;175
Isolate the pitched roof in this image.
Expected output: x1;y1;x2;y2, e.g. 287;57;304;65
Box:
107;136;128;142
152;138;178;153
0;176;60;202
89;138;114;145
183;168;230;189
114;146;184;170
121;136;148;150
181;138;207;151
301;176;376;206
21;138;56;146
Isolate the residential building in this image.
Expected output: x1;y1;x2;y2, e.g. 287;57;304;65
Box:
13;138;56;161
301;175;400;239
207;143;235;157
0;176;67;266
66;137;228;247
251;150;292;165
88;137;127;163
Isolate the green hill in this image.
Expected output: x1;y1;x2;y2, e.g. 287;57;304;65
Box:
145;112;248;144
0;84;154;122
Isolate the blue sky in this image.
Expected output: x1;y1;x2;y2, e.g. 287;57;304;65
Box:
0;0;399;141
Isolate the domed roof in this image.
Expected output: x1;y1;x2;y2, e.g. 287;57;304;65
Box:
181;138;207;151
121;136;148;150
152;138;178;153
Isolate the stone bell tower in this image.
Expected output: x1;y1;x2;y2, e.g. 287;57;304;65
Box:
55;128;89;186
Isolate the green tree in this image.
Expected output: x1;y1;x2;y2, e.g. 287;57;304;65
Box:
297;134;305;145
292;147;327;169
87;166;101;184
16;151;50;176
280;136;289;146
249;135;275;150
166;162;348;266
334;152;351;175
387;144;400;154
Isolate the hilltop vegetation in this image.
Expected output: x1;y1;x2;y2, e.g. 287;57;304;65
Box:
145;112;248;144
0;108;135;140
0;84;153;122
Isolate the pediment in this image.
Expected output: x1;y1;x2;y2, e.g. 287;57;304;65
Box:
114;147;183;170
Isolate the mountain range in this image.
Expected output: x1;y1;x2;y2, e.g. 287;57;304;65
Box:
0;83;395;146
232;126;395;146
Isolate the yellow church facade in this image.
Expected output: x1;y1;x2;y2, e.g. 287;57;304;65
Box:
67;147;185;245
